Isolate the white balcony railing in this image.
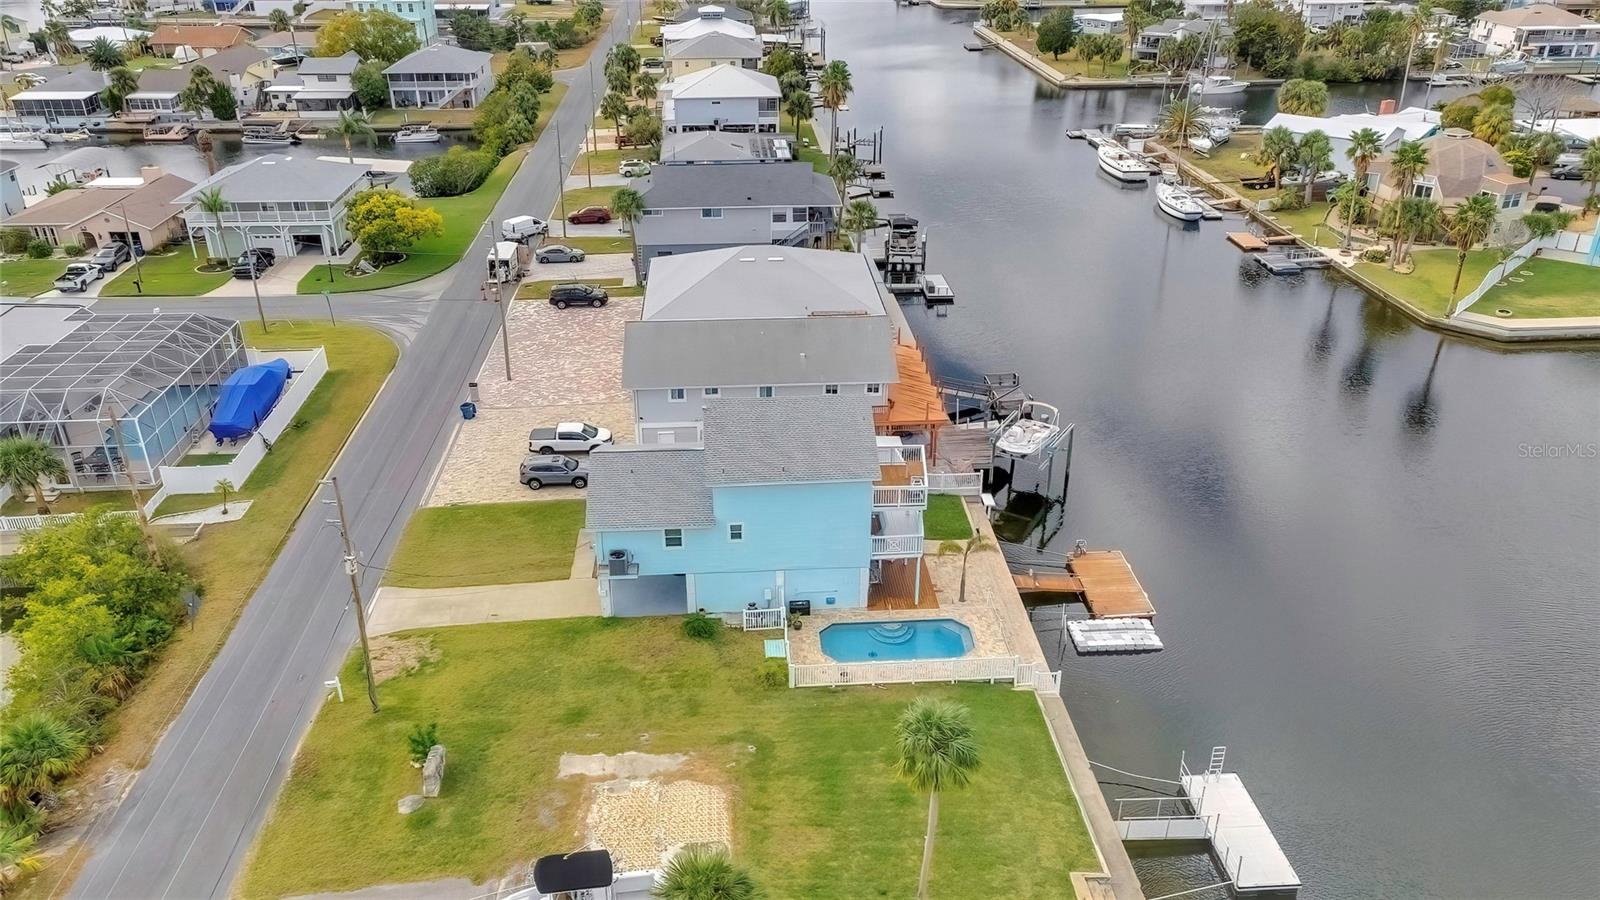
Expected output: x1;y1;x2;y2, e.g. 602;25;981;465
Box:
741;608;785;631
205;209;338;225
871;533;924;558
873;485;928;508
926;472;982;496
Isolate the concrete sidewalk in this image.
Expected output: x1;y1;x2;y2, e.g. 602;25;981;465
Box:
368;578;601;636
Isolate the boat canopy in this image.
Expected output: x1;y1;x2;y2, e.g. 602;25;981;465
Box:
208;358;290;441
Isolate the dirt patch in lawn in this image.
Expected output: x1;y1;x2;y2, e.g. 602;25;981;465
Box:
584;778;732;872
368;635;440;683
559;751;688;779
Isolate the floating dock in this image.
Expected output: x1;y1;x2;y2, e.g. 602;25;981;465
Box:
1227;232;1269;252
1008;548;1156;619
1256;248;1333;276
1067;617;1163;653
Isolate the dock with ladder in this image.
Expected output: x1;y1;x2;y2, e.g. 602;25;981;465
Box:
1008;546;1156;619
1111;748;1302;895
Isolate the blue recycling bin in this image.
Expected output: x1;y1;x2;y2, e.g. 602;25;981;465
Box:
460;401;477;420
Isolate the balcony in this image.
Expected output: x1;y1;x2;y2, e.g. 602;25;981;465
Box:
204;208;338;225
871;533;924;559
873;485;928;508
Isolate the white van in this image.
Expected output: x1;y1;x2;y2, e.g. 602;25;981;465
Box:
486;241;525;284
501;215;549;242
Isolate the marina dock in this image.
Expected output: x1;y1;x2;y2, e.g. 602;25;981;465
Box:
1011;549;1155;619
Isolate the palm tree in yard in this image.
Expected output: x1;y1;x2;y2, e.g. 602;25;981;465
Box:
1581;138;1600;213
1341;126;1384;245
610;187;646;278
1446;193;1500;305
895;697;981;900
268;8;300;56
1252;126;1299;187
0;436;68;515
42;20;73;59
1386;139;1429;263
1296;129;1333;206
1395;195;1441;268
1157;97;1204;151
935;530;995;605
600;90;631;139
839;198;878;252
106;65;140;115
0;712;89;807
783;89;812;144
653;845;760;900
86;36;125;71
817;59;852;150
1330;180;1369;249
633;72;657;104
196;128;217;175
214;477;235;514
0;824;44;895
330;109;376;164
196;187;231;260
827;151;862;205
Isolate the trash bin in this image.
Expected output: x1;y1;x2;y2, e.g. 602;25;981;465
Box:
460;401;477;420
787;598;811;617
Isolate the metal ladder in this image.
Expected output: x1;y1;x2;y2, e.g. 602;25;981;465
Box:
1207;746;1227;776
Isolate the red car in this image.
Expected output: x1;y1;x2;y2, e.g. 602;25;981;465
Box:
568;206;612;224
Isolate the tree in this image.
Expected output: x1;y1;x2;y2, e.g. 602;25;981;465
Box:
1395;195;1441;267
1277;78;1329;116
1446;193;1499;303
1520;209;1575;241
1471;102;1511;145
1296;129;1333;205
651;0;681;18
0;824;45;895
654;845;761;900
214;478;235;514
178;65;218;117
762;0;792;29
1330;180;1370;248
86;36;125;70
600;90;630;137
817;59;852;149
633;72;658;103
195;128;216;175
934;530;994;605
606;42;640;80
1156;32;1204;76
345;189;444;263
839;198;877;251
611;187;646;278
102;65;140;115
0;437;67;515
196;187;231;259
1231;0;1304;77
267;8;299;55
330;109;376;164
205;80;237;121
622;107;661;149
1157;97;1205;151
313;9;419;65
0;712;88;807
1386;139;1429;263
783;89;812;143
827;152;861;204
1035;9;1078;61
762;45;799;79
980;0;1026;32
894;697;980;900
1342;126;1384;244
41;19;73;58
1580;138;1600;211
1252;125;1300;186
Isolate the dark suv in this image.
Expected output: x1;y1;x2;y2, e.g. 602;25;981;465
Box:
89;242;132;273
549;284;609;309
231;247;277;279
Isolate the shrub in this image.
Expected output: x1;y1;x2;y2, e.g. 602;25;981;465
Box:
681;612;719;640
1;228;32;255
24;240;52;259
1361;246;1389;263
757;658;788;689
61;242;85;257
409;146;498;198
1271;187;1306;212
407;722;439;764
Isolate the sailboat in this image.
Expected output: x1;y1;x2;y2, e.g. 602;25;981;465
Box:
1155;179;1206;222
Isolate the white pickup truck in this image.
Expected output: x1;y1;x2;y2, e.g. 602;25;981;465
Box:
53;263;103;293
527;422;613;454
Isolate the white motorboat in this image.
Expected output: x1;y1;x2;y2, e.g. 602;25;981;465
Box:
1190;134;1215;154
241;126;296;145
394;124;441;143
1112;122;1157;139
994;400;1064;459
1097;144;1151;183
1189;74;1250;95
0;127;48;151
1155;179;1205;222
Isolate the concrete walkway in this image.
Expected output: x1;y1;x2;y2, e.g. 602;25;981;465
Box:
286;877;485;900
150;500;252;526
368;578;600;636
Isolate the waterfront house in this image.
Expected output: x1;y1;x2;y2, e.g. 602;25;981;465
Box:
384;44;496;109
1134;19;1233;67
664;31;764;80
659;131;793;164
1469;4;1600;60
1077;10;1125;34
1365;129;1533;233
1288;0;1378;28
349;0;439;44
8;70;108;128
1262;107;1440;175
1182;0;1231;21
149;23;251;58
265;51;360;116
0;160;22;218
621;246;898;444
662;5;758;47
175;154;367;258
66;26;152;52
2;167;193;253
670;2;753;24
633;162;838;274
131;47;275;118
660;64;780;133
586;396;929;618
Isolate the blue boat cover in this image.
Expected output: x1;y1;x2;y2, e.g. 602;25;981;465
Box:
208;359;291;441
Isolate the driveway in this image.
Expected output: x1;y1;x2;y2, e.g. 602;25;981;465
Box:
202;256;324;297
525;252;637;285
565;173;629;189
426;402;633;506
552;219;631;238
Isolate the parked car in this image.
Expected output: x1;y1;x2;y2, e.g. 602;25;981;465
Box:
549;283;609;309
618;159;652;178
527;422;613;454
89;242;131;273
641;57;665;74
567;205;612;224
1549;163;1584;181
52;262;103;293
520;454;589;490
502;215;549;241
231;247;277;279
536;244;586;264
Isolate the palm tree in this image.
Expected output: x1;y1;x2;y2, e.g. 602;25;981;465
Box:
934;530;995;605
651;0;681;18
894;697;980;900
1385;139;1429;263
1296;130;1333;206
1339;127;1384;246
763;0;792;29
330;109;376;164
195;128;217;175
817;59;852;150
0;436;68;515
1579;138;1600;212
783;89;812;144
1472;103;1512;145
600;90;631;139
610;187;646;278
1395;195;1441;268
0;824;44;895
1157;97;1205;151
827;151;862;205
653;845;760;900
1329;180;1369;249
196;187;231;260
105;64;139;115
86;36;125;71
268;8;299;56
179;65;218;117
214;477;235;514
1446;193;1500;305
633;72;658;104
79;633;146;700
0;712;88;807
1252;126;1299;187
42;20;73;59
839;198;878;252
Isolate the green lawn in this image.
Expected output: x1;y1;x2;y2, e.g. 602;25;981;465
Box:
517;276;642;300
125;55;177;71
1177;133;1274;197
996;31;1133;80
99;250;231;297
779;113;829;173
1355;249;1498;317
174;452;238;467
558;183;622;216
1263;201;1340;247
924;494;975;542
383;501;585;588
239;619;1096;899
1;490;143;517
370;108;479;127
1467;256;1600;319
0;258;67;298
539;234;633;255
572;148;633;175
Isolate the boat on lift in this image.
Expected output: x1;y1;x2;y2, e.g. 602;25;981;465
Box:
394;124;441;143
994;400;1065;459
1155;179;1206;222
1097;144;1152;183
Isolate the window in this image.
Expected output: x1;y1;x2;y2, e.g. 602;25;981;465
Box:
701;208;723;219
669;388;686;401
824;384;839;395
642;208;663;216
703;387;720;397
759;386;774;398
866;383;882;395
1501;191;1523;210
664;528;683;548
771;210;787;223
728;523;744;542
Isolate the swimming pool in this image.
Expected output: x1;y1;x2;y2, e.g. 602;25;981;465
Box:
819;619;975;662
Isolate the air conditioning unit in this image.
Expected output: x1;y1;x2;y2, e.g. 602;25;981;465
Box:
607;549;633;577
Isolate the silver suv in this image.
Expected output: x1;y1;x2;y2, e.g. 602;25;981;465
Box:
519;454;589;490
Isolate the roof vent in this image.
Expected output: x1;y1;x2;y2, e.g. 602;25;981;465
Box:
1442;128;1471;139
738;256;756;261
766;256;783;261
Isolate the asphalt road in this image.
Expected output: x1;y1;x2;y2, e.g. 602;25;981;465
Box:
65;9;634;898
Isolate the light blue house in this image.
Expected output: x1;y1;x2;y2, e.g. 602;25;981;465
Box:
586;396;929;618
349;0;439;45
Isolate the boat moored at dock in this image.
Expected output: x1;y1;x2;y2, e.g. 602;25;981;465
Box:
394;124;441;143
1156;179;1206;222
1097;144;1152;183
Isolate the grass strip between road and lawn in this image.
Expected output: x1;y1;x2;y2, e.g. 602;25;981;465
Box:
382;500;584;589
924;494;976;542
239;618;1097;899
538;234;634;255
32;322;397;900
99;249;232;297
1;489;146;517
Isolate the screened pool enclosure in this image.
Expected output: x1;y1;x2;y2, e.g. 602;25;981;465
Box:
0;310;245;489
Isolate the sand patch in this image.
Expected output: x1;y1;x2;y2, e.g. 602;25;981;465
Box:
368;635;440;683
585;779;732;873
559;751;688;779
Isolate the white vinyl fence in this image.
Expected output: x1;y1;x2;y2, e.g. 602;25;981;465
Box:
791;655;1019;688
1450;233;1597;317
741;607;785;631
0;510;136;533
926;472;983;495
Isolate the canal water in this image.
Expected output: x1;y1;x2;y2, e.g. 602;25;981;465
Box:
816;2;1600;898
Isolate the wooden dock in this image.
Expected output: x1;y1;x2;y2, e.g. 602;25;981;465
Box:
1010;549;1155;619
1227;232;1268;252
1014;570;1083;593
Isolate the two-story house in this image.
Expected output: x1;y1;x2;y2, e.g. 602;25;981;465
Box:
659;131;793;164
1365;129;1533;234
1133;19;1231;66
622;246;898;444
664;31;763;80
349;0;439;44
632;162;839;274
660;64;780;134
130;46;276;118
176;154;368;258
1290;0;1377;28
662;5;758;48
384;44;496;109
1470;4;1600;60
587;396;930;618
264;51;360;116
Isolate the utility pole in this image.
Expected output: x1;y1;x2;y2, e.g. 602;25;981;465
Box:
324;476;379;713
490;221;512;381
585;61;596;188
321;290;336;325
116;197;144;294
107;408;160;564
555;115;569;238
247;247;268;332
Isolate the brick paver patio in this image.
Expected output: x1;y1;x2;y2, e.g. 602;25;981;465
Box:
475;295;640;408
426;401;634;507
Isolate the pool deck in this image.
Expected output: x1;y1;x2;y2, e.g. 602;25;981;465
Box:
786;602;1010;666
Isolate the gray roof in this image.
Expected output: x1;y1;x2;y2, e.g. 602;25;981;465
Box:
138;46;269;91
660;131;790;163
638;160;836;209
702;396;882;485
384;44;492;74
642;246;887;320
585;447;714;529
672;3;753;22
622;315;899;390
175;154;367;204
298;51;359;75
1143;18;1230;38
665;31;762;60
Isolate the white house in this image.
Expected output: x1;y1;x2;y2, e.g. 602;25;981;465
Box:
1077;10;1125;34
661;64;780;134
176;154;368;258
1290;0;1378;28
8;70;109;128
1470;4;1600;60
265;51;359;116
1262;107;1441;175
664;31;763;80
384;44;496;109
67;26;152;51
662;5;758;46
1182;0;1231;21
